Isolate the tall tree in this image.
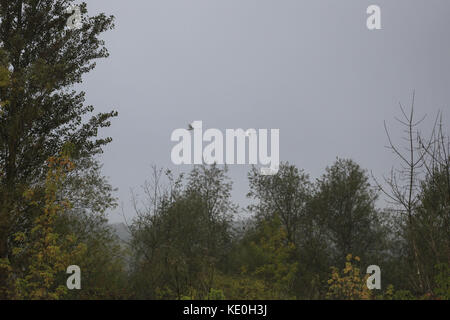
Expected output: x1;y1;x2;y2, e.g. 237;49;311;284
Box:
0;0;116;285
130;165;236;299
247;162;312;245
376;96;449;295
412;162;450;294
312;158;385;266
413;111;449;294
247;163;329;298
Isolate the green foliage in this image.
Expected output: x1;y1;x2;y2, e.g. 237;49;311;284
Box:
434;264;450;300
0;0;117;273
130;165;235;299
0;0;120;299
326;254;371;300
180;288;226;300
246;215;298;299
312;159;387;266
206;288;226;300
408;164;450;294
247;162;311;244
211;273;270;300
7;155;86;299
56;211;129;300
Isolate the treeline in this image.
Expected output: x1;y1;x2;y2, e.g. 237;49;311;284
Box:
122;105;449;300
126;134;449;300
1;147;448;299
121;104;449;300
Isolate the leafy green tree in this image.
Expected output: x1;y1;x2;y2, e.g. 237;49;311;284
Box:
412;114;449;295
247;163;330;298
0;0;116;273
410;160;450;295
0;0;116;295
130;165;235;299
185;165;237;264
247;163;311;244
311;159;387;267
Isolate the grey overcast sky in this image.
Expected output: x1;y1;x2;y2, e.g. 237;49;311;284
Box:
80;0;450;223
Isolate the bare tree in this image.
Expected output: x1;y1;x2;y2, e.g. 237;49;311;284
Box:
373;92;432;292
